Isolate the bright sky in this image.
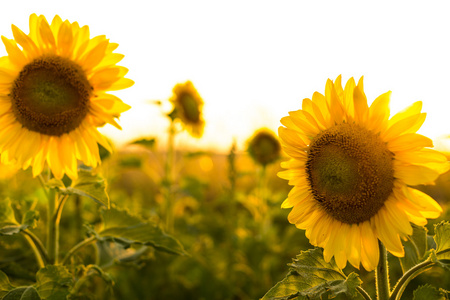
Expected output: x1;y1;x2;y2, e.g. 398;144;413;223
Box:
1;1;450;152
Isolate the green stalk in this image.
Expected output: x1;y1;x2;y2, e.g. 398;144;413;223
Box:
357;286;373;300
47;188;58;264
389;260;434;300
258;165;269;238
61;236;97;265
164;121;176;233
376;241;390;300
22;229;49;264
22;232;45;268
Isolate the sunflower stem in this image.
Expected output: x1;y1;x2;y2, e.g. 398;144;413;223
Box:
61;236;97;265
357;286;373;300
375;241;390;300
22;229;49;264
258;165;270;238
389;259;434;300
47;187;58;264
164;121;176;233
21;231;45;268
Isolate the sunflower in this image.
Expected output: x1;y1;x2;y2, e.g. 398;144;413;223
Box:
278;76;449;271
169;81;204;138
0;14;133;180
247;128;281;167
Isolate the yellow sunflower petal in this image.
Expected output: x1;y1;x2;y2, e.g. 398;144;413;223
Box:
38;16;57;51
289;110;321;137
360;221;379;271
367;91;391;133
1;37;27;66
394;162;440;186
281;181;311;208
384;199;413;236
11;25;39;57
347;224;362;269
342;77;356;117
373;208;404;257
107;77;134;91
323;219;343;263
80;39;110;71
388;101;422;126
307;213;332;247
278;76;445;272
325;79;345;124
46;137;63;179
382;113;426;141
57;20;74;57
352;76;369;124
288;195;316;225
403;187;442;217
388;133;433;152
334;75;344;98
333;223;350;269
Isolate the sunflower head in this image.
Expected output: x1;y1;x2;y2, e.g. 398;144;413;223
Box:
168;81;205;138
0;14;133;179
278;75;449;271
247;128;281;167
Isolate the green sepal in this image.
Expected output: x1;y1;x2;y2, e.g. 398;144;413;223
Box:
261;248;364;300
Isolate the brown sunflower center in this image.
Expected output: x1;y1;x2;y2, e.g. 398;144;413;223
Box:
306;123;394;224
179;93;200;122
10;55;92;136
248;132;281;166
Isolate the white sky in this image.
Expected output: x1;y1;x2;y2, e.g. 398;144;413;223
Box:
1;1;450;152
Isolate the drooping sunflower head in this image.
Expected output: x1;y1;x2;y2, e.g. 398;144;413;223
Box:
168;80;205;138
278;76;449;271
0;14;133;179
247;128;281;167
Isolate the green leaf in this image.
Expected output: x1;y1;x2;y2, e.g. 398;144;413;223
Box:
0;198;39;236
98;207;187;256
0;270;14;298
130;138;156;148
262;248;364;300
434;221;450;260
400;224;428;272
413;284;449;300
22;211;40;229
50;170;110;208
3;286;41;300
35;265;73;300
0;198;17;224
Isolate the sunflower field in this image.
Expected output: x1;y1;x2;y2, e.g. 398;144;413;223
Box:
1;12;450;300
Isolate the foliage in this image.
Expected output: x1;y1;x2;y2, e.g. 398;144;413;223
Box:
1;143;449;299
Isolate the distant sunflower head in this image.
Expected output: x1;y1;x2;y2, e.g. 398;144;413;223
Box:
0;14;133;179
278;76;449;271
169;81;204;138
247;128;281;167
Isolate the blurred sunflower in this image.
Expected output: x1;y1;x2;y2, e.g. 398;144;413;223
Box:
247;128;281;167
278;76;449;271
0;14;133;179
169;81;204;138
